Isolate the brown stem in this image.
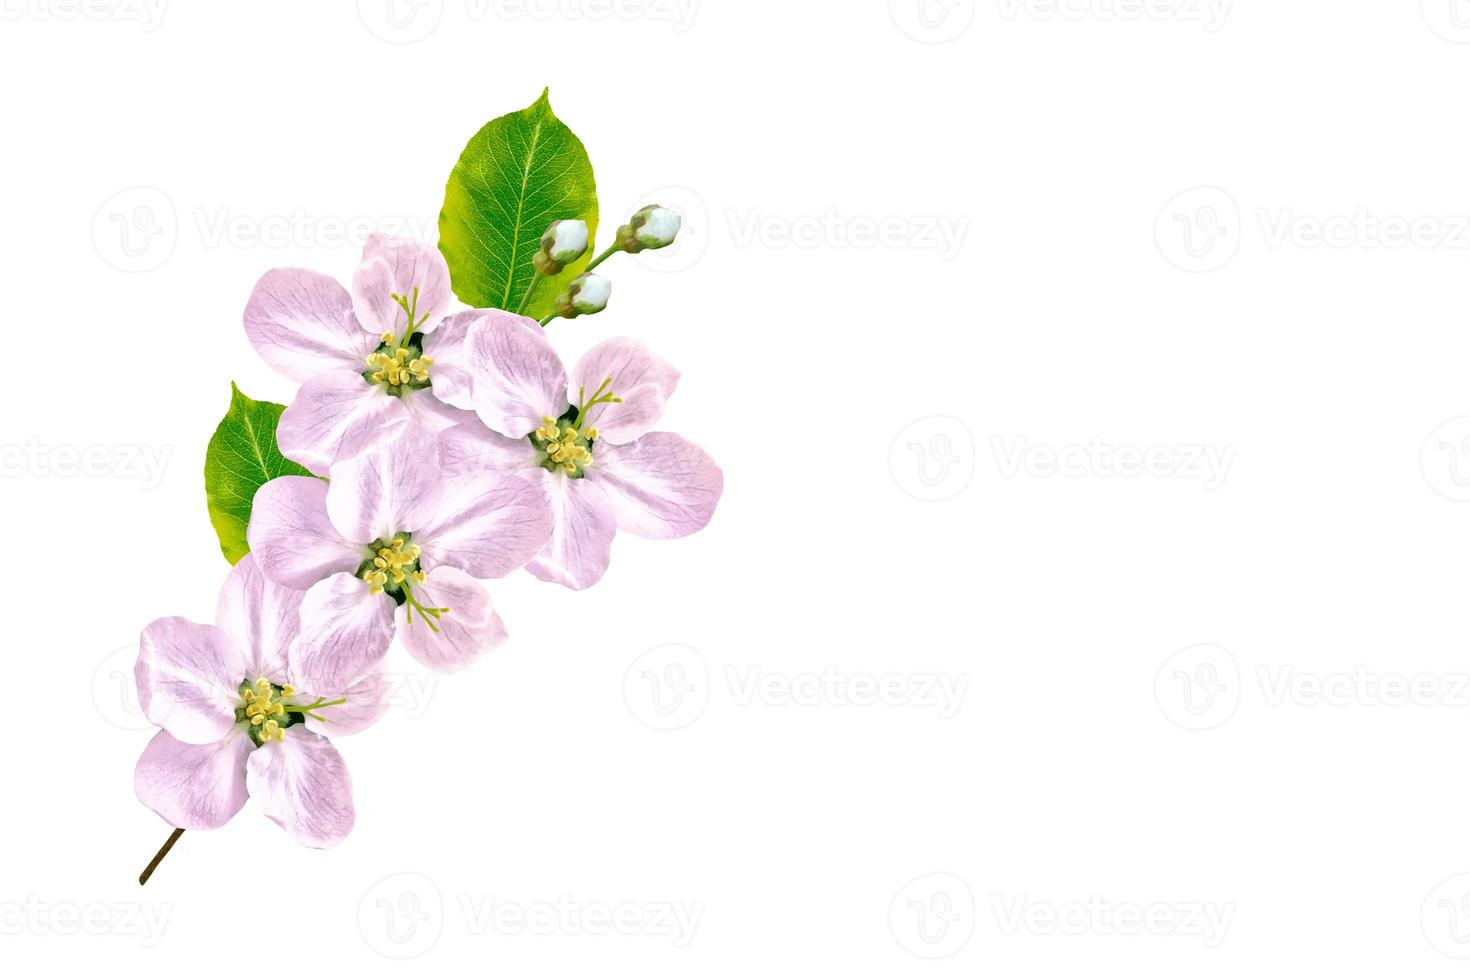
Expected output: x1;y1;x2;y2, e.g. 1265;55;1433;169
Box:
138;828;184;886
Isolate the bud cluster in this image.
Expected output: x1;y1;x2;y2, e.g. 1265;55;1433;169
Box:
530;204;683;325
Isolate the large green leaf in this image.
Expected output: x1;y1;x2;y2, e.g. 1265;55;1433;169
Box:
439;89;598;319
204;383;313;564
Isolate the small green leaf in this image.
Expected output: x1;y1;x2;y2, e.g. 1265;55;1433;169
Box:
439;88;599;319
204;383;313;564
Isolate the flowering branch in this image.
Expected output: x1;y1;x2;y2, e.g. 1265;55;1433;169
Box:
528;206;681;328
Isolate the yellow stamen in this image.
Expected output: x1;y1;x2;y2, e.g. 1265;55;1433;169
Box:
239;680;290;744
366;346;431;388
361;536;420;594
531;379;621;477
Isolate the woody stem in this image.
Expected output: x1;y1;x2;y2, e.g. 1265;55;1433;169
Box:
138;827;184;886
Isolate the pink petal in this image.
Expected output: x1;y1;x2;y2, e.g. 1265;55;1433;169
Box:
276;368;411;473
325;431;443;544
290;573;396;696
420;311;481;410
244;268;377;383
135;729;251;831
590;432;724;539
351;235;452;340
438;418;537;478
464;311;568;438
401;386;476;438
245;729;355;848
569;337;680;444
303;668;390;738
526;470;618;590
414;468;553;579
396;565;506;673
135;618;250;744
247;476;363;590
214;553;301;682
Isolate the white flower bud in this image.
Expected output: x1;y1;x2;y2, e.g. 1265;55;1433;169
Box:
633;205;680;249
618;204;681;253
542;219;589;264
559;273;611;317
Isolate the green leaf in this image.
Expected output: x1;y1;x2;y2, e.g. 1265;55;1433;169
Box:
438;88;599;319
204;383;313;565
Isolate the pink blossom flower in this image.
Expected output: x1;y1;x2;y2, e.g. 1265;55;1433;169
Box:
243;235;481;471
134;555;386;848
246;431;552;693
441;313;723;590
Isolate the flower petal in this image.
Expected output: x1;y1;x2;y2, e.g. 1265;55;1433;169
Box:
325;431;443;544
214;554;301;681
244;268;377;383
590;432;724;539
414;468;553;579
464;311;568;438
291;573;396;696
135;618;250;744
419;311;481;410
400;386;477;440
276;369;411;473
303;667;390;738
245;729;355;848
438;418;538;478
569;337;680;444
135;729;251;831
351;235;452;340
526;470;617;590
396;566;506;673
248;476;363;589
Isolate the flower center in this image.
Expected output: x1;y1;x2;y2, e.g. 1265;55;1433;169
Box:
236;677;347;746
530;376;622;478
366;342;433;389
357;533;451;633
362;287;435;396
361;535;424;594
533;416;596;475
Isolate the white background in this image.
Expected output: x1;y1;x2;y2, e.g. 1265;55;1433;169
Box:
4;0;1470;974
